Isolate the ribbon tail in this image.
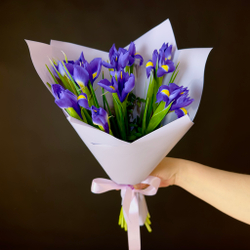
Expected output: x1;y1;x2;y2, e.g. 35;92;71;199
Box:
138;194;148;226
127;195;141;250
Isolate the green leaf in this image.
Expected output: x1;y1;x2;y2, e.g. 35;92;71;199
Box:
49;59;73;93
61;61;80;95
102;87;106;110
61;51;68;63
113;93;126;140
142;98;149;135
66;107;82;121
46;64;59;85
145;101;172;134
46;82;51;90
171;69;179;83
89;81;99;108
169;62;180;84
130;65;134;74
80;111;87;123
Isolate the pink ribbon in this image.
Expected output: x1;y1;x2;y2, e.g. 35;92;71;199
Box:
91;176;161;250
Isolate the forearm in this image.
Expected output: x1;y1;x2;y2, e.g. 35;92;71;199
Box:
175;159;250;225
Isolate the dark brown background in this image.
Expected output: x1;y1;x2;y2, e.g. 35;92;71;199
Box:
0;0;250;249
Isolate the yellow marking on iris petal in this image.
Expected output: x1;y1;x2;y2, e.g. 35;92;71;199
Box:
146;61;154;68
110;86;115;90
161;89;170;96
135;53;138;55
77;81;84;88
168;56;171;60
161;65;169;72
120;71;122;79
116;56;118;61
77;95;86;100
94;110;97;112
92;72;97;79
180;108;188;115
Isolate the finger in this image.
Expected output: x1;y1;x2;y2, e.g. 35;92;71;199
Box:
133;183;149;190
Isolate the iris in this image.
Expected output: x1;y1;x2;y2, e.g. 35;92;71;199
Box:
84;58;102;84
53;51;102;89
97;77;117;94
51;84;82;119
157;43;175;77
102;44;129;71
77;93;90;110
146;50;158;78
156;83;194;118
73;65;89;89
156;83;182;107
91;106;110;134
170;92;194;118
57;61;74;78
159;43;172;62
175;107;188;118
73;57;102;87
75;52;87;66
157;59;175;77
127;42;143;66
146;43;175;78
98;70;135;103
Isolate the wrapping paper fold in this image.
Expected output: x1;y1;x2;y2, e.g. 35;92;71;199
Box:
26;19;212;185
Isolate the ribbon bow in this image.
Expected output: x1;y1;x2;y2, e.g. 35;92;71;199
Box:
91;176;161;250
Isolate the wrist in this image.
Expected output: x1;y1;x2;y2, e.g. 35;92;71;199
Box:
173;158;189;187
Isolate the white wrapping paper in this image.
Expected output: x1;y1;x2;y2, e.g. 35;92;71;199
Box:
26;19;212;185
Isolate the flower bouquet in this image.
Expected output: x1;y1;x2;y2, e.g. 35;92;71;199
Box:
26;19;211;250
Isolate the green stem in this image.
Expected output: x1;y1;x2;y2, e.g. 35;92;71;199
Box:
142;98;149;135
61;61;80;95
89;81;99;108
130;65;134;74
113;94;126;140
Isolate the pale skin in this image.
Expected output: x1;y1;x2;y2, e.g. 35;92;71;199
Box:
135;157;250;225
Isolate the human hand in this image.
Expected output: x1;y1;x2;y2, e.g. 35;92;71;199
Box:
134;157;182;189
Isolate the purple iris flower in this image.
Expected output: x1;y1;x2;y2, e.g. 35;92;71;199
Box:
175;108;189;118
170;92;194;111
146;43;175;78
84;58;102;84
75;52;87;66
159;43;173;61
157;43;175;77
146;49;158;78
57;61;74;78
77;93;90;110
156;83;182;107
73;65;89;89
157;59;175;77
91;106;109;133
156;83;194;117
53;51;101;88
127;42;143;66
102;44;129;71
51;84;82;119
98;70;135;103
98;77;117;94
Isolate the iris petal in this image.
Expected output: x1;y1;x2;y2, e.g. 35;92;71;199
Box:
51;84;82;119
73;65;89;88
175;108;188;118
77;93;89;110
91;106;109;133
88;58;102;83
118;52;129;69
98;79;116;93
